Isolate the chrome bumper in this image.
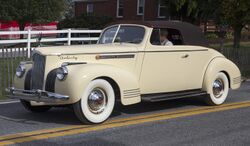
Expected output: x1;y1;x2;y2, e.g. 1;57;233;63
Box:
6;87;69;103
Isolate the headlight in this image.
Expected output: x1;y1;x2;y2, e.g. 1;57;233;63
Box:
56;66;68;81
16;64;26;78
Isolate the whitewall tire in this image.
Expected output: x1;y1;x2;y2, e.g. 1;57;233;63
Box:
206;72;229;105
73;79;115;124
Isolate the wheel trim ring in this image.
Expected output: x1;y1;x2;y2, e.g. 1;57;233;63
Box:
87;88;107;114
212;78;225;98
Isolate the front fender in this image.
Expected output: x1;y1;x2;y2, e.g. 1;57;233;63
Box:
202;57;241;94
55;63;141;105
13;62;33;89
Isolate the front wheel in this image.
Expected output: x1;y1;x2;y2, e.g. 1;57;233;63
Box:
73;79;115;124
205;72;229;106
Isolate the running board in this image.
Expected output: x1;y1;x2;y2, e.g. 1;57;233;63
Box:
141;89;207;102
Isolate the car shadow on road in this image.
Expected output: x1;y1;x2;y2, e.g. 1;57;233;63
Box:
0;104;83;125
0;96;207;126
112;96;207;117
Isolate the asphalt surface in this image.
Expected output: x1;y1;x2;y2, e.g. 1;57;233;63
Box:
0;82;250;146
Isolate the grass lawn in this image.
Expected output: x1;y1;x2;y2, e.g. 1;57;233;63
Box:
210;41;250;50
0;57;29;100
0;95;7;101
209;41;250;78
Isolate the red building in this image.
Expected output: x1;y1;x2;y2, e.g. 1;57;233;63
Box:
74;0;170;21
0;21;58;39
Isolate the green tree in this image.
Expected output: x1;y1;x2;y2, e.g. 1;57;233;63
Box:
58;14;113;30
162;0;199;22
197;0;227;50
221;0;250;49
0;0;66;32
197;0;222;29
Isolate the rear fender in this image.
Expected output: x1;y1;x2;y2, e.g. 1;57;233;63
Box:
202;57;241;94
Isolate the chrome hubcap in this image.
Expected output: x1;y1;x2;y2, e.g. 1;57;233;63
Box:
88;88;107;114
213;79;224;98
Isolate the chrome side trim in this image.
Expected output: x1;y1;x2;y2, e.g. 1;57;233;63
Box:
6;87;69;103
61;62;87;67
96;54;135;60
44;49;209;56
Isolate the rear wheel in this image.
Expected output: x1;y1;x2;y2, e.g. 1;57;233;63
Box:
205;72;229;106
20;100;51;113
73;79;115;124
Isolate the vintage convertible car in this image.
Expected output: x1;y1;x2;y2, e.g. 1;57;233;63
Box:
7;21;241;124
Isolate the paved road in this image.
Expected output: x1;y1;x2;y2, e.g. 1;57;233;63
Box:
0;82;250;146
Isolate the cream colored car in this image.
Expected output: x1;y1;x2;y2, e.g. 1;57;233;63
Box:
7;21;241;124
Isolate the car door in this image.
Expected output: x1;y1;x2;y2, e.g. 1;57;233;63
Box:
139;28;209;94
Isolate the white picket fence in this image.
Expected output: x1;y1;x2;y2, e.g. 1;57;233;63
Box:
0;29;102;98
0;29;102;58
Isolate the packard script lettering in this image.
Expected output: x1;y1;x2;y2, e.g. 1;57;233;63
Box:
60;56;78;60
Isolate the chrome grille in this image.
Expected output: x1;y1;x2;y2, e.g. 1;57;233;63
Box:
31;54;46;89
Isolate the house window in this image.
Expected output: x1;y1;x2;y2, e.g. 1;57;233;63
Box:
87;4;94;14
137;0;144;15
158;0;166;18
117;0;124;18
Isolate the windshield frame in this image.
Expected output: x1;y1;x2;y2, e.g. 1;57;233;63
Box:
98;24;146;44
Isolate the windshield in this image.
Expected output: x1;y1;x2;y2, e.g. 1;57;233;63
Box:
99;25;145;44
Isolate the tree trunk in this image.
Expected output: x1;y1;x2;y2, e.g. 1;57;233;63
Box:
233;26;243;66
219;36;224;52
204;20;208;34
19;23;26;39
233;26;243;49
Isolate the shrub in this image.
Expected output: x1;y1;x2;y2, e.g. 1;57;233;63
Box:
205;33;219;39
225;31;234;40
58;14;113;29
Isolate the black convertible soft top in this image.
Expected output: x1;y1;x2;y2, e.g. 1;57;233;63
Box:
109;21;209;47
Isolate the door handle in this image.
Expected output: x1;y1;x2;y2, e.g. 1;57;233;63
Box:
181;54;189;58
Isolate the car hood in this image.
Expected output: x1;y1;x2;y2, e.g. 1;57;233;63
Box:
33;43;139;56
